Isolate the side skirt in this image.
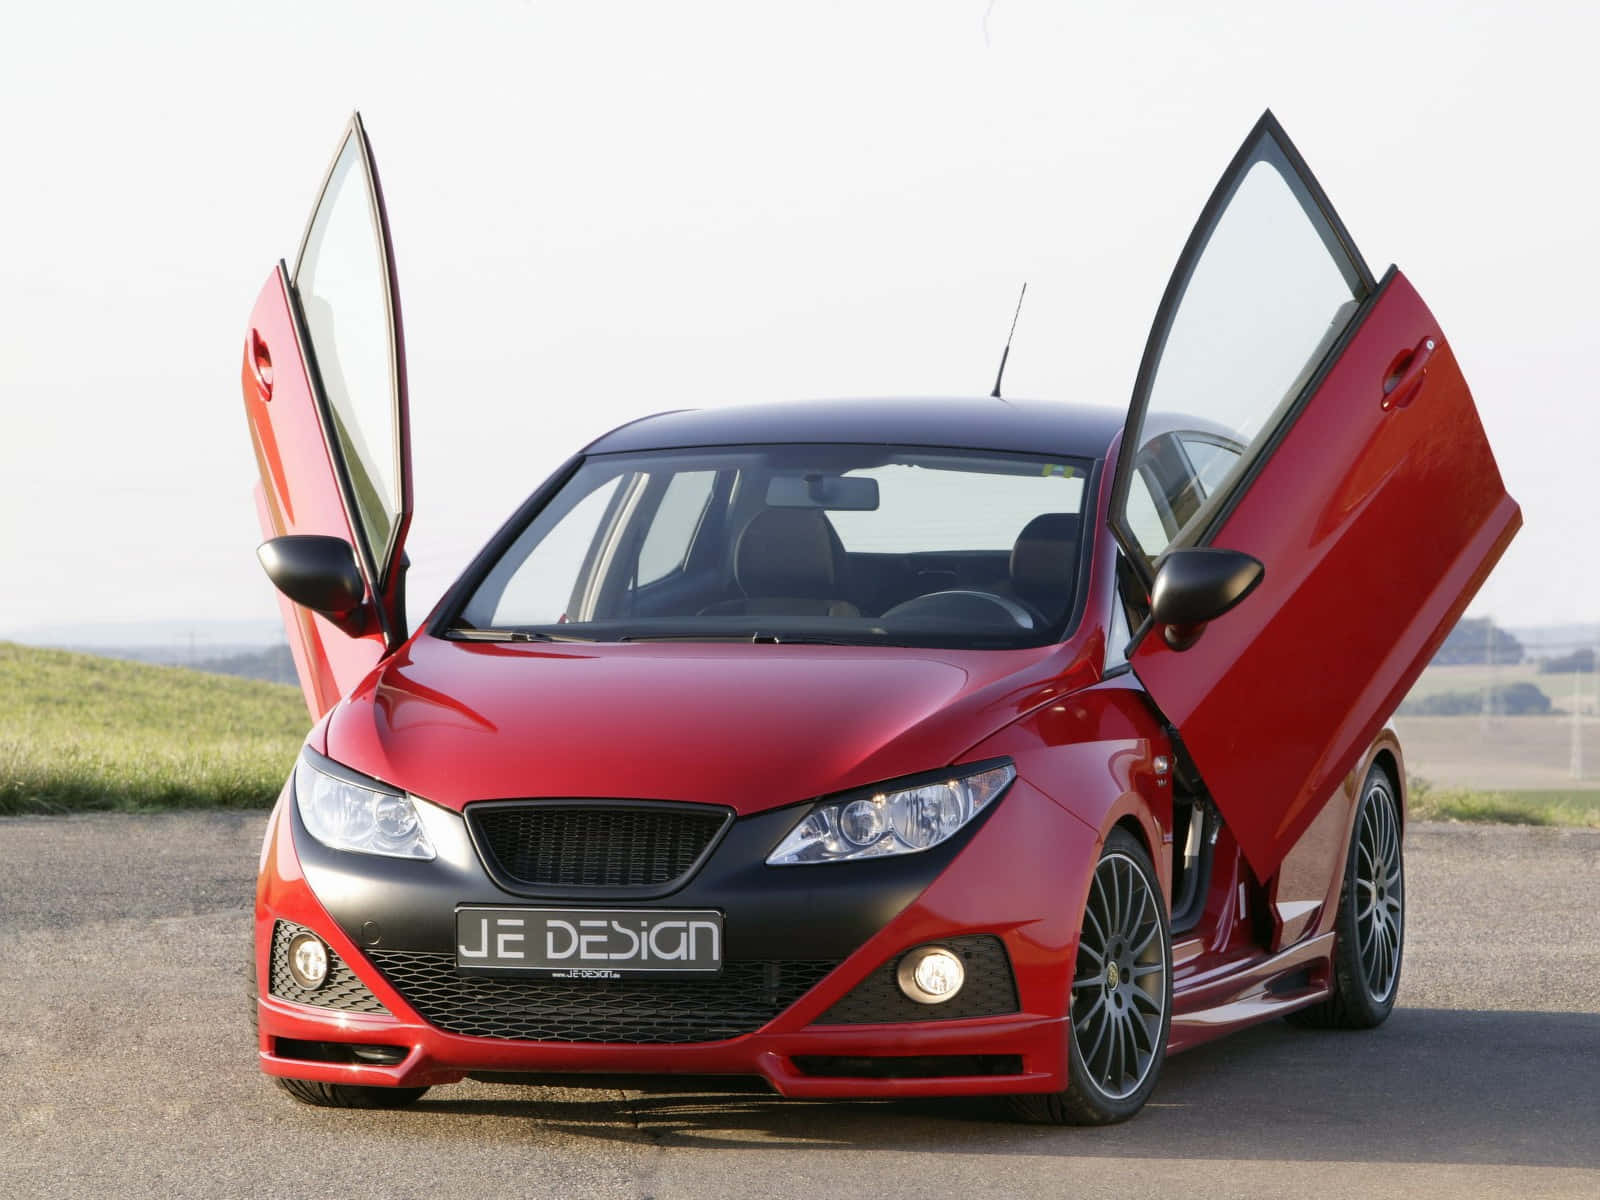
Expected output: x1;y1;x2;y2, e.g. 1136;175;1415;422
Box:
1166;932;1334;1055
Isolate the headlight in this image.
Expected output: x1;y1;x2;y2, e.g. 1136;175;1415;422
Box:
766;761;1015;865
293;752;436;860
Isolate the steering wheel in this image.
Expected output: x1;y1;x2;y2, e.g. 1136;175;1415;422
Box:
880;589;1044;631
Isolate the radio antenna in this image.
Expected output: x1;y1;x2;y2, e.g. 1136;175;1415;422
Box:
989;282;1028;399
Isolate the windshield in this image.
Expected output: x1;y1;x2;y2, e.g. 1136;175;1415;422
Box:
451;444;1093;649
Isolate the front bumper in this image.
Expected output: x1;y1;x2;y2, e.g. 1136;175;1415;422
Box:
254;772;1098;1098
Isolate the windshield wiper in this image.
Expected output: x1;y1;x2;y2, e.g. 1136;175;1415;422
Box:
616;632;753;643
445;626;592;643
748;632;880;645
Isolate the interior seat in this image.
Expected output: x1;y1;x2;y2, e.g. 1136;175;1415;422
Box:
1003;513;1081;622
699;508;860;617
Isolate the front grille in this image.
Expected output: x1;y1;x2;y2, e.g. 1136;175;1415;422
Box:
812;934;1018;1024
269;921;389;1015
368;951;840;1043
467;801;730;891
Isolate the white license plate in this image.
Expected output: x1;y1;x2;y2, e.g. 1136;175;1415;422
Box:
455;906;723;978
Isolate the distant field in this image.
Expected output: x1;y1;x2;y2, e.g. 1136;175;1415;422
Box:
1404;661;1596;713
1392;712;1600;790
1393;662;1600;827
0;642;308;815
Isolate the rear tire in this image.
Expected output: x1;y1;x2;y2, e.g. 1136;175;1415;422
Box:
274;1077;430;1109
1287;764;1404;1030
1010;827;1172;1124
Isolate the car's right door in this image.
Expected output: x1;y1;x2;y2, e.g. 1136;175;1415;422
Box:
1108;112;1521;880
240;114;412;718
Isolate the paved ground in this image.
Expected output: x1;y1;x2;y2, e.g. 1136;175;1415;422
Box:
1;815;1596;1199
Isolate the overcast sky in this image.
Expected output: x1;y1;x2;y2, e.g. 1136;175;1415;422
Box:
2;0;1594;640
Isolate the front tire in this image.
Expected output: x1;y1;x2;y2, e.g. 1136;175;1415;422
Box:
1288;764;1404;1030
1011;827;1172;1124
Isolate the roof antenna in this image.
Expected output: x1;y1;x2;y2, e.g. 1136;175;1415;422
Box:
989;282;1028;399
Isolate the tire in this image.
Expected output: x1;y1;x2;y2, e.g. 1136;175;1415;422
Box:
1287;764;1404;1030
274;1077;430;1109
1010;827;1173;1124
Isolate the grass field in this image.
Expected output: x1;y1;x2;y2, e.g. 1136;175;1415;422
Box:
1409;782;1600;829
0;642;309;815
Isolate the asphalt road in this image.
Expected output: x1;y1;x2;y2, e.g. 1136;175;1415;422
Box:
1;814;1596;1200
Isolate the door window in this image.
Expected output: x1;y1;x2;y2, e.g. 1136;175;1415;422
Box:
1124;470;1172;553
294;125;404;582
1111;117;1374;570
1178;436;1242;498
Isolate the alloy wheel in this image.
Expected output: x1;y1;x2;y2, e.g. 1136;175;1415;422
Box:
1071;850;1168;1100
1354;776;1403;1002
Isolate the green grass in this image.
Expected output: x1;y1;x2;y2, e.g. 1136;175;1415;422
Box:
1408;777;1600;829
0;641;309;814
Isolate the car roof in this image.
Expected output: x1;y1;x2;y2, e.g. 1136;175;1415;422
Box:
585;396;1128;460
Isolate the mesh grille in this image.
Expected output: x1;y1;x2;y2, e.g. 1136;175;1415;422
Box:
269;921;389;1015
812;934;1018;1024
468;802;729;890
368;951;839;1043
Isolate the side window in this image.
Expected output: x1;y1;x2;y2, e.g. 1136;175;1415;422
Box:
1105;571;1133;672
1124;470;1171;554
1113;118;1370;565
294;123;404;581
636;471;716;585
1178;436;1243;498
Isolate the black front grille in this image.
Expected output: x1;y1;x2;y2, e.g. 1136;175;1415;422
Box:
467;801;730;891
812;934;1018;1024
367;951;840;1043
269;921;389;1015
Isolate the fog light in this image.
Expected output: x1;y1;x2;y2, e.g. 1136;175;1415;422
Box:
287;932;330;990
896;945;965;1005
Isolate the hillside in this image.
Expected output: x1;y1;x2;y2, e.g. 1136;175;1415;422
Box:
0;642;309;814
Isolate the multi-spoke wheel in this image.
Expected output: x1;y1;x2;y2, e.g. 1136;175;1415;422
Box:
1011;827;1172;1124
1288;763;1404;1030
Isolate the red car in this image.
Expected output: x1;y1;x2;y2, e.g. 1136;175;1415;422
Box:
243;111;1518;1123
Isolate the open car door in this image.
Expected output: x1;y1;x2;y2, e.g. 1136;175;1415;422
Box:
240;113;412;718
1110;111;1520;879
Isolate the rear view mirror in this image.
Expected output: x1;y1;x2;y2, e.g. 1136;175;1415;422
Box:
767;474;880;511
1150;547;1264;651
257;535;369;634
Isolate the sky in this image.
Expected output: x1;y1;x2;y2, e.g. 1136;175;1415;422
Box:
2;0;1595;641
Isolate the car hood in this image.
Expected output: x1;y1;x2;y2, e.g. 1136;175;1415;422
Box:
321;634;1081;815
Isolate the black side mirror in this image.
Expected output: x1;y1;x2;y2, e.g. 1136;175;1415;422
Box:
257;535;369;634
1149;547;1264;651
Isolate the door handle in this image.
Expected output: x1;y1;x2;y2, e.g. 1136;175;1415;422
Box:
1381;336;1435;411
249;330;274;400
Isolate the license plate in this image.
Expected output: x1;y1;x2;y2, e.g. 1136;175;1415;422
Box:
455;906;723;978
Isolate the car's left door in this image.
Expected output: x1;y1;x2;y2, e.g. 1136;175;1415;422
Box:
240;113;412;718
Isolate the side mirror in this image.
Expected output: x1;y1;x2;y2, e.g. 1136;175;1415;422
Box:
257;535;369;634
1149;547;1264;651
